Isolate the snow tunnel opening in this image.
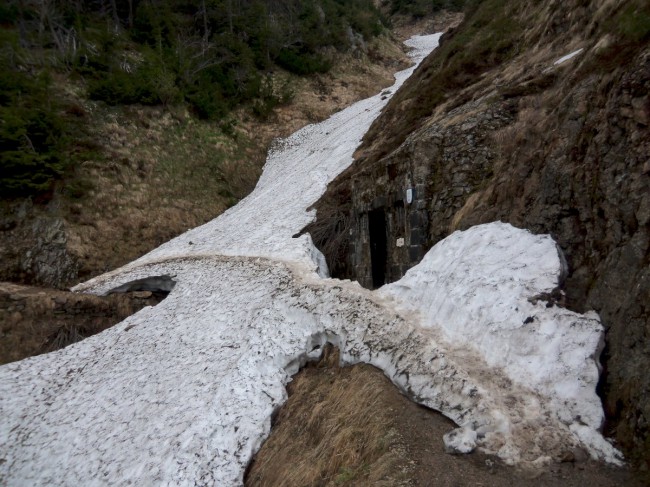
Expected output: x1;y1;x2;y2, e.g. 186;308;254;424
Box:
106;274;176;300
38;276;176;355
368;208;388;289
245;344;462;486
29;275;176;358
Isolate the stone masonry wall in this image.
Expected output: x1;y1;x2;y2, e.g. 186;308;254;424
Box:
345;101;514;288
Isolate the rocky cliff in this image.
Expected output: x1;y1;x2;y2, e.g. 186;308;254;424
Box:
309;0;650;467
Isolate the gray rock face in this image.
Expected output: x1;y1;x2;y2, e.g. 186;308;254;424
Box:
20;217;79;289
0;200;79;289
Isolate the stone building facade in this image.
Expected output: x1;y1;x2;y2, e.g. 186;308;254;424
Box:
340;101;513;289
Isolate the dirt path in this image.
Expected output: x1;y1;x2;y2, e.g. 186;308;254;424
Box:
246;350;647;486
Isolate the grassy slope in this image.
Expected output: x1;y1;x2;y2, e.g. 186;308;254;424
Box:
247;348;648;486
356;0;649;166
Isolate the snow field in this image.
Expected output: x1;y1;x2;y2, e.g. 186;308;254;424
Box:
0;33;622;487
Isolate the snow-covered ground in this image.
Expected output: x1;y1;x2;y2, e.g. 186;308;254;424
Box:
0;34;621;486
554;48;584;65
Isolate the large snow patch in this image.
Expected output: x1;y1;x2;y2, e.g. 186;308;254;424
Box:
380;222;620;464
0;33;621;487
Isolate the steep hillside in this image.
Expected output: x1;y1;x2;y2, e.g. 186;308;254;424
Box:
0;0;409;289
310;0;650;467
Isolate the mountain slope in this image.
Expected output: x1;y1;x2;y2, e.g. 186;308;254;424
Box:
310;0;650;467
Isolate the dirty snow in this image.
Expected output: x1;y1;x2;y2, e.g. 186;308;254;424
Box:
554;48;584;65
380;222;619;463
0;33;622;487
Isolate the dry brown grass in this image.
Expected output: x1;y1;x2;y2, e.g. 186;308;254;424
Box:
246;347;409;486
245;345;649;487
303;187;354;280
491;94;550;160
54;104;262;282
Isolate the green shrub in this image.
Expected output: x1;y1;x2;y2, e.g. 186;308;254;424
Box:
276;47;332;75
0;3;18;25
219;117;238;137
186;86;229;120
63;177;94;199
86;45;181;107
4;0;388;125
615;4;650;42
131;0;177;47
0;66;70;198
581;0;650;75
87;69;155;105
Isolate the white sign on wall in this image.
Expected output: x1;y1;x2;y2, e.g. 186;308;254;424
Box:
406;188;413;204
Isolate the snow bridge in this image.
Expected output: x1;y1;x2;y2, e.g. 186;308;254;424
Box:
0;35;621;486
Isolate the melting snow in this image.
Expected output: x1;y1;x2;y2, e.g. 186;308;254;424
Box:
0;34;622;486
554;48;584;65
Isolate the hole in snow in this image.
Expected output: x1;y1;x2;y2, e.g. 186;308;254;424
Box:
0;281;172;364
107;275;176;300
245;346;465;486
28;277;176;358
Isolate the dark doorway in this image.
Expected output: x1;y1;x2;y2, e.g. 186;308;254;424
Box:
368;208;387;288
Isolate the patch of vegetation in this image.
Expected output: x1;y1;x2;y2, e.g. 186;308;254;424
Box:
0;49;71;198
417;0;523;99
0;0;388;200
252;75;295;120
140;111;259;204
245;353;407;486
2;0;386;119
276;47;332;76
581;0;650;76
614;2;650;42
63;177;95;200
498;72;557;99
335;464;370;484
362;0;524;161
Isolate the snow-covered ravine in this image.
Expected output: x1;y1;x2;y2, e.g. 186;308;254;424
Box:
0;34;621;486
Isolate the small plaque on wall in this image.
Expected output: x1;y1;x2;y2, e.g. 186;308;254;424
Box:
406;188;413;204
396;238;405;247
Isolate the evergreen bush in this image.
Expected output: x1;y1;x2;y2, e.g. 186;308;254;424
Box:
1;0;391;198
0;65;70;198
276;47;332;75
